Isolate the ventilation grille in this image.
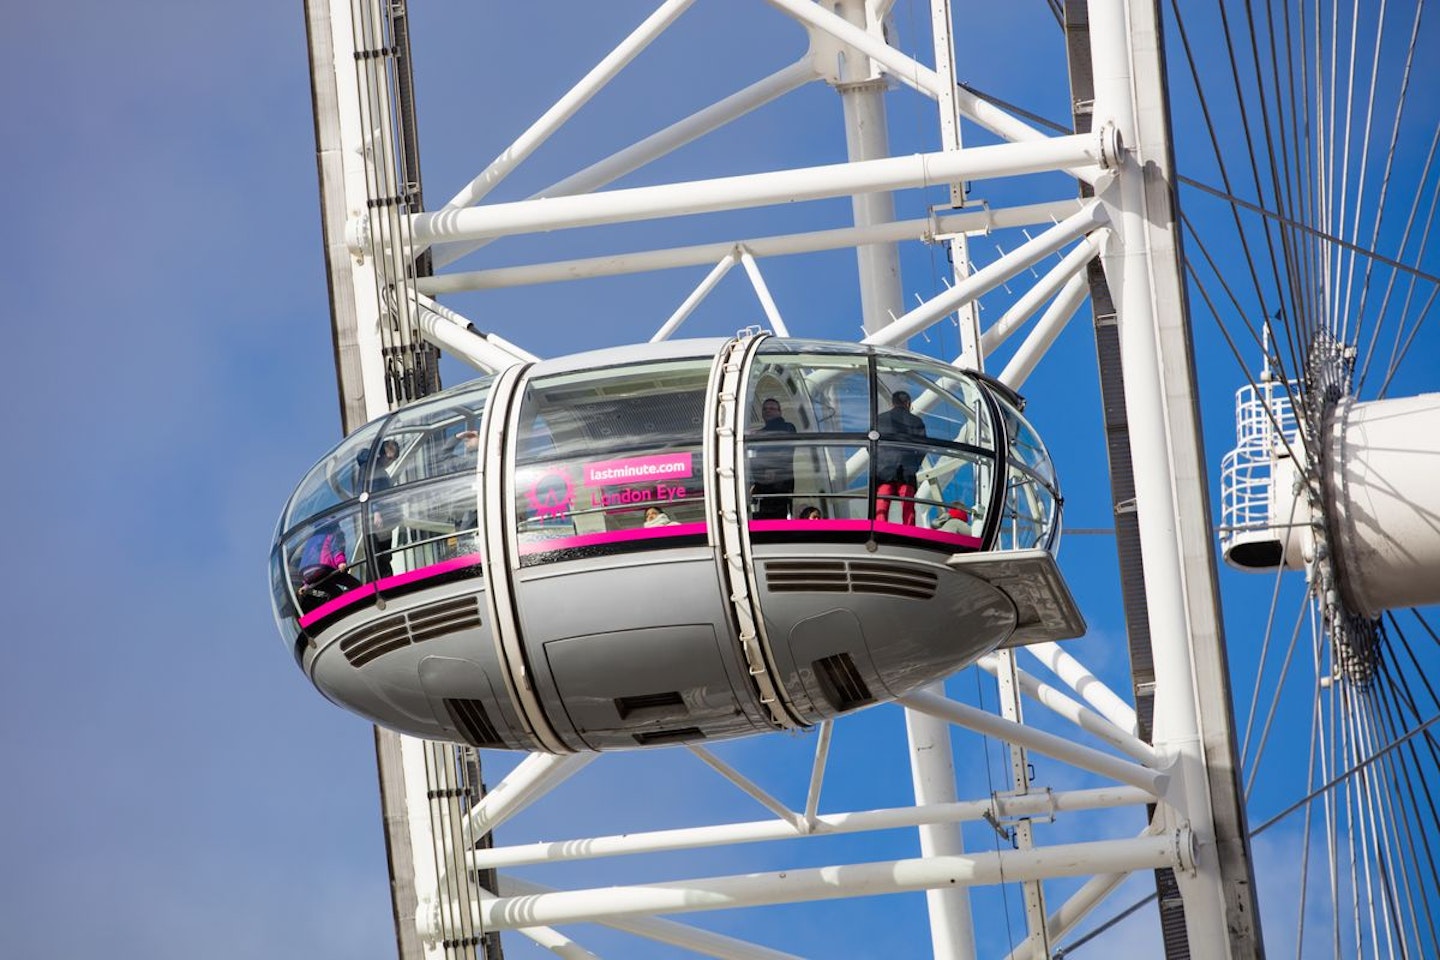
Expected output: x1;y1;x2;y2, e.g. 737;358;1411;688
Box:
444;698;504;748
814;652;875;712
615;691;687;719
339;596;483;667
633;726;704;746
765;559;938;600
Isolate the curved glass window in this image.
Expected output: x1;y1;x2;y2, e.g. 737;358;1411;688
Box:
279;506;367;622
272;377;494;632
511;358;712;561
995;397;1062;551
283;420;385;532
746;341;1003;548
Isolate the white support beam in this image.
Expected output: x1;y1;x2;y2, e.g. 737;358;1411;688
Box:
976;653;1158;764
899;689;1166;794
831;0;904;336
408;137;1101;247
803;721;833;829
652;251;738;341
905;696;977;960
1023;640;1138;735
1000;831;1160;960
442;835;1188;932
502;877;810;960
1089;0;1259;953
436;0;697;213
408;292;538;373
466;785;1156;870
432;57;819;269
739;249;790;336
689;745;803;830
763;0;1077;152
978;233;1102;355
512;925;602;960
418;200;1082;295
998;269;1091;389
865;200;1108;348
462;752;595;837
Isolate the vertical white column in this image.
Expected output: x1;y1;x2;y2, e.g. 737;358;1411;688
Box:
833;0;905;336
1088;1;1239;956
931;0;985;371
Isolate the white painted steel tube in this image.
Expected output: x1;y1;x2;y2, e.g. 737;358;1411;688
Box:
865;200;1108;348
651;251;737;341
803;721;833;829
739;249;790;336
438;0;697;212
1000;866;1133;960
432;58;818;269
905;695;978;960
463;753;595;837
463;835;1183;930
976;654;1158;764
502;877;809;960
466;785;1155;870
411;293;536;371
688;745;802;829
415;315;517;375
418;200;1082;295
1090;0;1233;952
409;136;1099;246
998;269;1091;389
763;0;1068;152
979;234;1102;355
899;690;1166;794
513;925;602;960
834;4;904;337
1024;641;1138;735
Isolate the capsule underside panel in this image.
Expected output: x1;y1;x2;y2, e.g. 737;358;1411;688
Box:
514;551;775;750
754;543;1020;721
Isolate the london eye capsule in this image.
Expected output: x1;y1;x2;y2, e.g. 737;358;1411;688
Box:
270;335;1084;752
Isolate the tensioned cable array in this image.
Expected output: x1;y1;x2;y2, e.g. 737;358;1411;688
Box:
1158;0;1440;955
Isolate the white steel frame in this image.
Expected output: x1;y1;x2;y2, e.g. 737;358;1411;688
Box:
304;2;1263;958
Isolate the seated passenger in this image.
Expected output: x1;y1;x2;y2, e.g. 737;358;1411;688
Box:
875;390;926;525
799;506;822;520
295;520;361;612
644;506;680;527
749;397;797;519
938;505;972;534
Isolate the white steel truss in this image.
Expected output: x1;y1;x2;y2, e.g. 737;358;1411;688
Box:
289;1;1360;957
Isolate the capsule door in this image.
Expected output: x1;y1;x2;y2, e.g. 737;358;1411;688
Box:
498;355;773;751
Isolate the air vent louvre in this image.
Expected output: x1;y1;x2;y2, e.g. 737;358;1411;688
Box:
764;559;938;599
338;596;483;667
765;559;850;592
632;726;704;746
615;691;687;719
814;652;875;712
408;596;483;643
340;613;410;667
444;698;504;748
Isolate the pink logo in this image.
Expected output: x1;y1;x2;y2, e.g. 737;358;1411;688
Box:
584;453;693;486
526;470;575;519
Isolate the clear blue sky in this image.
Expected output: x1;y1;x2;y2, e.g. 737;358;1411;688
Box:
2;3;1434;958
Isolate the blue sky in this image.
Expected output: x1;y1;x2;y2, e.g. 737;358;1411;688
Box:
2;2;1435;958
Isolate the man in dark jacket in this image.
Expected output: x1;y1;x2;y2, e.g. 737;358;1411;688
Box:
750;397;797;519
875;390;926;524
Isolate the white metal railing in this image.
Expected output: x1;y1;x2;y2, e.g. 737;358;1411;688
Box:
1219;377;1298;556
